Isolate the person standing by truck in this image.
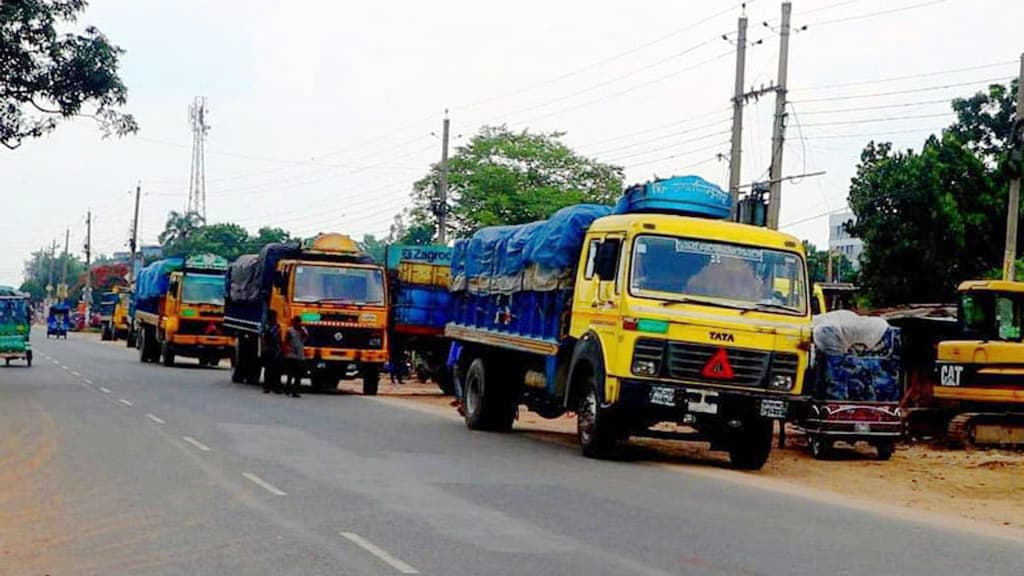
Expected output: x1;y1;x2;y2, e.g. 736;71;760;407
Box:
284;315;307;398
262;310;283;394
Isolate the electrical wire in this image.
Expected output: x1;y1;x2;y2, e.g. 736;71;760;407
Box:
792;76;1013;103
803;0;950;28
601;131;732;163
793;60;1016;92
799;111;954;127
795;98;952;115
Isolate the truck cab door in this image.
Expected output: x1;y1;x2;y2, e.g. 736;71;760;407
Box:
573;234;624;336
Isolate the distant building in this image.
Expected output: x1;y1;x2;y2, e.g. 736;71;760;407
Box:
140;245;163;261
828;212;863;270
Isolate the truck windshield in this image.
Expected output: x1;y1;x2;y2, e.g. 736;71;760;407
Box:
181;274;225;306
630;235;807;315
292;265;385;305
961;290;1023;342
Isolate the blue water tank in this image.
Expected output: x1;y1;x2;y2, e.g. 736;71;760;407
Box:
615;175;731;219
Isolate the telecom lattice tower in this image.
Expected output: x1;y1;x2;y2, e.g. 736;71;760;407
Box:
187;97;210;220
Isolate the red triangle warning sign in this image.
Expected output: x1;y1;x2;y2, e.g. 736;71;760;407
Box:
701;348;734;380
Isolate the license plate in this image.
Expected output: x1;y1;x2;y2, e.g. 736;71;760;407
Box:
854;423;871;433
759;399;787;419
686;389;719;414
649;386;676;407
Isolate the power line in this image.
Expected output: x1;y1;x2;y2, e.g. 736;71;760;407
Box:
799;111;954;127
575;107;731;149
630;149;726;170
803;0;950;28
453;1;751;113
601;130;732;163
793;60;1016;92
796;98;952;115
585;120;732;157
781;206;851;229
796;127;942;140
792;76;1013;103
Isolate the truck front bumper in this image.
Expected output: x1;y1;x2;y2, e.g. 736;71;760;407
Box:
614;378;801;427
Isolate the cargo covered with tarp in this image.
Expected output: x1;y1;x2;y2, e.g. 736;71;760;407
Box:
811;310;902;402
227;242;302;304
135;258;184;302
451;204;611;295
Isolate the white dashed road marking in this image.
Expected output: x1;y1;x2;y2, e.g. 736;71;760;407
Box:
339;532;419;574
182;436;211;452
70;371;81;377
242;472;287;496
118;398;134;407
99;387;111;394
83;378;93;385
146;414;165;425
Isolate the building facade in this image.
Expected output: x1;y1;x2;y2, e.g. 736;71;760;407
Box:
828;211;863;271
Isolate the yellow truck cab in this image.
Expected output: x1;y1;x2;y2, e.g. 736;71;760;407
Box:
225;234;388;394
113;290;131;340
447;176;812;469
135;255;235;368
935;280;1024;444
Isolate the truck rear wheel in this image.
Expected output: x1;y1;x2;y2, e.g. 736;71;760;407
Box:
577;374;621;459
728;419;774;470
875;440;895;461
362;366;380;396
463;357;515;432
311;374;338;393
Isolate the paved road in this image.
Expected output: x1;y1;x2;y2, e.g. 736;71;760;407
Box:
2;328;1022;575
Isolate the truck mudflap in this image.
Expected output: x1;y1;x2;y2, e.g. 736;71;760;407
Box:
613;378;796;431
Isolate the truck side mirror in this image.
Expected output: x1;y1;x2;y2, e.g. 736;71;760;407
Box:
594;240;621;282
810;297;821;316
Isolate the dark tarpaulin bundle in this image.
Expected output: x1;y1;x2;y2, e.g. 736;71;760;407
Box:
227;242;302;304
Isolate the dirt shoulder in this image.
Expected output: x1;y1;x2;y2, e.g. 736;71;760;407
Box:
346;380;1024;535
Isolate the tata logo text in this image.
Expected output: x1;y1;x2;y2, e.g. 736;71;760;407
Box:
709;331;735;343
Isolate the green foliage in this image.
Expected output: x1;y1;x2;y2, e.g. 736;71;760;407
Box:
20;247;86;303
159;213;293;261
848;135;1002;306
408;125;624;239
803;241;856;284
0;0;137;149
360;234;386;263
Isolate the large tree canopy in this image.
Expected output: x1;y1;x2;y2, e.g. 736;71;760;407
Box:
159;214;292;261
1;0;136;149
408;125;624;239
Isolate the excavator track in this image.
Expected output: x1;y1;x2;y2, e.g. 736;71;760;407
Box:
947;412;1024;448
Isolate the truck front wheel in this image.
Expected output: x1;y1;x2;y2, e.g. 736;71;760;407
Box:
463;357;515;432
577;375;621;459
161;342;175;367
727;418;774;470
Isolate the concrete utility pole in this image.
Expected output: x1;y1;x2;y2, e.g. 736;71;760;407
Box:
766;1;792;230
437;111;451;245
1002;53;1024;281
130;182;142;285
46;238;56;306
728;13;749;214
59;228;70;301
84;210;92;318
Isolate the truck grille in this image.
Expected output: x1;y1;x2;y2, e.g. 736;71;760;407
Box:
665;342;770;386
178;319;224;336
305;326;383;350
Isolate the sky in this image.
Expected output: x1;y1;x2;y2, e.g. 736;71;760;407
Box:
2;0;1022;286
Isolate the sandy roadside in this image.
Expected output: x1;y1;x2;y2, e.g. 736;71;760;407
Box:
345;379;1024;538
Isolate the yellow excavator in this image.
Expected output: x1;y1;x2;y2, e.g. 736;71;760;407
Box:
935;280;1024;446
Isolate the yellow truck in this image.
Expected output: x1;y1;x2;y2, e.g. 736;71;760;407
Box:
447;176;812;469
935;280;1024;445
134;255;235;367
224;234;388;394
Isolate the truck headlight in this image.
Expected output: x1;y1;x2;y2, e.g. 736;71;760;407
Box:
769;374;794;391
632;359;658;376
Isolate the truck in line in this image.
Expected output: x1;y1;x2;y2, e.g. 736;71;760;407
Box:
443;176;813;469
224;234;388;394
134;254;235;367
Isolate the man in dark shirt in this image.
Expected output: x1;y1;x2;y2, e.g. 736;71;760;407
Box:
262;310;283;394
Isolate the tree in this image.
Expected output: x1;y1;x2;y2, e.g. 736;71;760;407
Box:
20;247;86;303
360;234;386;263
847;136;1001;305
182;223;250;261
246;226;291;253
1;0;137;149
803;242;856;284
158;210;205;255
408;125;624;239
949;80;1018;167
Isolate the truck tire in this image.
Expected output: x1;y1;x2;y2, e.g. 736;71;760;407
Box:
161;342;175;367
138;328;149;363
437;369;456;396
26;351;32;367
463;357;515;432
808;435;832;460
311;374;337;393
362;365;380;396
875;440;894;461
728;419;774;470
577;374;621;459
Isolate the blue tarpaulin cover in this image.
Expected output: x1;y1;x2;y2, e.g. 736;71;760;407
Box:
135;258;183;301
615;175;730;219
451;204;611;294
